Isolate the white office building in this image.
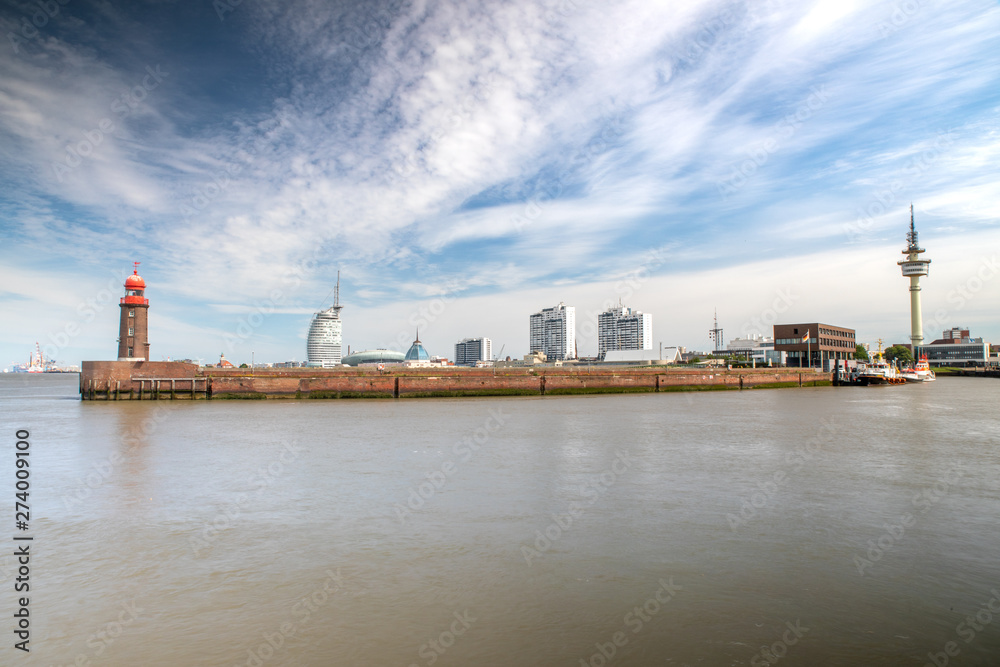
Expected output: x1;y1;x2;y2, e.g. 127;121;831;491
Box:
529;302;576;361
598;304;652;360
603;347;681;364
727;334;785;365
921;327;989;367
455;337;492;366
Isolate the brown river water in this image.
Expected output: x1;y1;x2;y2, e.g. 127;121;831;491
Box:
1;373;999;666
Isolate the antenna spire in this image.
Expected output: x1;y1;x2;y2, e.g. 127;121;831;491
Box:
334;270;340;308
709;308;724;352
905;204;922;252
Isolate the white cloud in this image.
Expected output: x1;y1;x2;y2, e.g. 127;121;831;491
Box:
2;0;999;365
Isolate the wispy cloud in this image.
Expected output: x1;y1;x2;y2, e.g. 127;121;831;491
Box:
1;0;998;365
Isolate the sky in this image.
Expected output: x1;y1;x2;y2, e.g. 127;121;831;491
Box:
1;0;998;368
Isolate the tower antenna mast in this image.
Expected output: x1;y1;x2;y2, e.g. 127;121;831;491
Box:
316;269;342;312
709;309;724;353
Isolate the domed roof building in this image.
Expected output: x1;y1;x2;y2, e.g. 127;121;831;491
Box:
342;349;405;366
404;330;430;362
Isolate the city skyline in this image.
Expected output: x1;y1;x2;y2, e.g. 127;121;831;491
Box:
2;1;999;366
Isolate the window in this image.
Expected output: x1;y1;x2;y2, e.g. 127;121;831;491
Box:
128;309;134;317
127;347;133;356
128;327;134;336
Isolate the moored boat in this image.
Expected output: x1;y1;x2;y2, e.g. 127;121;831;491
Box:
851;340;906;385
900;355;936;382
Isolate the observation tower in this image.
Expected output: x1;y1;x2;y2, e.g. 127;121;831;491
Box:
118;262;150;361
897;205;931;350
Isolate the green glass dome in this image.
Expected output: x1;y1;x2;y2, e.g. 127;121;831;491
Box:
341;349;405;366
405;335;429;361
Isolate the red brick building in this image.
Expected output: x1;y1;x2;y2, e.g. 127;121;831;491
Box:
773;323;855;369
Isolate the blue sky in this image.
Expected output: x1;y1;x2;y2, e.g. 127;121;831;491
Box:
1;0;998;367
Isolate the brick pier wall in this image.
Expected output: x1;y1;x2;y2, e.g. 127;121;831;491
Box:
79;363;829;400
80;361;199;399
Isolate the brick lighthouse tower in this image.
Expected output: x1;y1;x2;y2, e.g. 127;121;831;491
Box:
117;262;150;361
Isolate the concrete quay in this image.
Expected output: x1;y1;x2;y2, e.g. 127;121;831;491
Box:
80;361;831;400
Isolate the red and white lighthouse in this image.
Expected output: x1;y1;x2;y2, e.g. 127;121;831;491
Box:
117;262;150;361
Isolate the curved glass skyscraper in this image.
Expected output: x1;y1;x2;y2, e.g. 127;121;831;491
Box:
307;306;343;366
307;273;343;367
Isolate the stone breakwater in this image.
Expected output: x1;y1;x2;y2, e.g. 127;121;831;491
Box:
79;361;831;400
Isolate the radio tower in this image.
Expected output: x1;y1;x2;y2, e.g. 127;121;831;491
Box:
897;205;931;351
709;309;724;353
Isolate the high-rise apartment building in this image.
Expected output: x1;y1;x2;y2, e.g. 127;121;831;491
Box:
455;337;492;366
597;304;652;359
529;302;576;361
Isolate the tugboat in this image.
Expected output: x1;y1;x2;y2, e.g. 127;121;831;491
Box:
853;340;906;385
900;355;936;382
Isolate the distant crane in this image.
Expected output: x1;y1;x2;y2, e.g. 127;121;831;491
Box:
28;342;44;373
492;343;506;376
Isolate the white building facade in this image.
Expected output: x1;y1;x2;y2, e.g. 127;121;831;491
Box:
529;302;576;361
603;348;680;364
597;304;652;360
307;306;343;367
921;327;989;367
727;334;786;365
455;337;492;366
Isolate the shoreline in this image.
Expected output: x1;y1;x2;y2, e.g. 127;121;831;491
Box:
79;361;832;400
